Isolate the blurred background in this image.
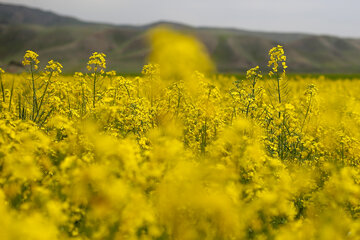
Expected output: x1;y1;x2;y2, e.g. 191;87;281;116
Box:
1;0;360;74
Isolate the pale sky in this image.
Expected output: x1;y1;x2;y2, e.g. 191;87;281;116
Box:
2;0;360;38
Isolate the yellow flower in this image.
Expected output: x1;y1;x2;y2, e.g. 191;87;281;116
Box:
268;45;287;75
45;60;63;76
246;66;262;80
87;52;106;74
142;63;160;76
22;50;40;70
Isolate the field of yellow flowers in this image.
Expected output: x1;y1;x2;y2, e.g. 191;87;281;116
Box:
1;27;360;240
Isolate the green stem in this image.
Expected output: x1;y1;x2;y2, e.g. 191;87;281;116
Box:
301;94;312;132
30;63;38;120
18;93;21;119
93;73;97;108
82;85;86;116
0;74;5;102
35;72;53;122
8;78;14;111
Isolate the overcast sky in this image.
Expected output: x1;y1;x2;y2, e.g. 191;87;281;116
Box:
2;0;360;38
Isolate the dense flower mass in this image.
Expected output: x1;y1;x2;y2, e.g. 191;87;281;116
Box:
1;28;360;240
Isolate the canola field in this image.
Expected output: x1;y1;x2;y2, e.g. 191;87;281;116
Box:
2;28;360;240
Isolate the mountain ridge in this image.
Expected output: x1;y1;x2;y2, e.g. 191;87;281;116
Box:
0;2;85;26
1;2;360;73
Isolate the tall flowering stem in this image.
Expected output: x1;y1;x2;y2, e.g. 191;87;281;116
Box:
268;45;288;107
268;45;288;160
87;52;106;108
22;50;40;120
245;66;263;118
34;60;63;122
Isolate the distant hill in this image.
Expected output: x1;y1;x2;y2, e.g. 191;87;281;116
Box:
0;3;83;26
1;2;360;73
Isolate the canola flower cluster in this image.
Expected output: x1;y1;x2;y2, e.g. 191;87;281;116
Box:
1;28;360;240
